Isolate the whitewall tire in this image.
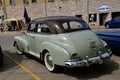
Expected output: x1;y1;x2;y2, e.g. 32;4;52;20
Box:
15;43;22;55
44;52;57;72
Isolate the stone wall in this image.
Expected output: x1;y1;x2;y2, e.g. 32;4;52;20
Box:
6;0;86;20
4;0;120;28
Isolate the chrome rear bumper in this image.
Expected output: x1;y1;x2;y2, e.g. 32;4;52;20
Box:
65;52;112;67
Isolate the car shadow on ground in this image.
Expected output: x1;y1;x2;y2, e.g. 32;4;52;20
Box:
0;50;26;72
61;60;119;79
112;51;120;56
23;53;119;80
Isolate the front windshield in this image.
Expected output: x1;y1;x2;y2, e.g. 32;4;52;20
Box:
113;16;120;20
62;20;90;33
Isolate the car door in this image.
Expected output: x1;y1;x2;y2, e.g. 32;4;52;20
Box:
26;23;37;55
34;23;52;57
26;22;52;58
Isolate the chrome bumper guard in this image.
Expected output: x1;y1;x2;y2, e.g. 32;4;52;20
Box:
65;52;112;68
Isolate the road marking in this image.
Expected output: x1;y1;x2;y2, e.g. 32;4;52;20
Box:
4;52;42;80
108;59;120;65
112;60;120;64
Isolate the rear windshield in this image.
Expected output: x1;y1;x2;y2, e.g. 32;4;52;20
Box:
62;20;90;33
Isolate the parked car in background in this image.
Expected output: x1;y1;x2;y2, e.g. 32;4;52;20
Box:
13;16;112;72
3;18;25;31
96;29;120;53
105;16;120;28
0;45;3;68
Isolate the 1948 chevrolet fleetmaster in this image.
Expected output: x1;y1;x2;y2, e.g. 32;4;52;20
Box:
13;16;112;72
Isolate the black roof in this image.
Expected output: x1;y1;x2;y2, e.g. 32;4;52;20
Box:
30;16;82;23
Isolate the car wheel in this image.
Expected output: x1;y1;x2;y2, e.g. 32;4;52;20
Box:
106;24;109;29
15;43;22;55
44;52;57;72
0;46;3;68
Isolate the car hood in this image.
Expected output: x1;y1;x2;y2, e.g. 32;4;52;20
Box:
66;30;106;59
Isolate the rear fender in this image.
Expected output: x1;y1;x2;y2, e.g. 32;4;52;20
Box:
41;42;71;66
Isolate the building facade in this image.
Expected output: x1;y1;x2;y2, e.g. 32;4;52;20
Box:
0;0;120;29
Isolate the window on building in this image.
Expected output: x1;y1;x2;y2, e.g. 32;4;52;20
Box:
48;0;54;2
75;15;82;19
32;0;37;3
23;0;29;5
89;14;97;22
61;0;68;1
0;0;2;6
10;0;15;5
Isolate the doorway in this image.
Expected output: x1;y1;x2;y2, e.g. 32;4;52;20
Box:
99;13;108;25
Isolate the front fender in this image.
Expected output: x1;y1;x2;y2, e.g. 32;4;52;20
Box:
14;36;28;53
41;42;71;66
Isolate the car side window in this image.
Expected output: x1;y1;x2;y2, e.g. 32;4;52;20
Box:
28;23;37;32
63;22;68;29
41;24;51;33
28;23;51;33
62;21;83;29
37;24;42;32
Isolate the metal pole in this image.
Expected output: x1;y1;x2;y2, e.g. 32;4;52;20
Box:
45;0;47;17
87;0;89;24
3;0;7;19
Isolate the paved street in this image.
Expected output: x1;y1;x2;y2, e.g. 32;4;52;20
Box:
0;31;120;80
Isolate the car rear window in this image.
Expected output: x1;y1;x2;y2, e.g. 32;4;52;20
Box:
62;21;90;32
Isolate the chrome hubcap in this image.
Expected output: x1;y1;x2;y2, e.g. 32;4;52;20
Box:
47;55;53;68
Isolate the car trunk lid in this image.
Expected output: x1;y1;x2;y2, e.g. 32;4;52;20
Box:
68;30;104;59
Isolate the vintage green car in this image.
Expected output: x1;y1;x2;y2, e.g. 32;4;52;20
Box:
13;16;112;72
